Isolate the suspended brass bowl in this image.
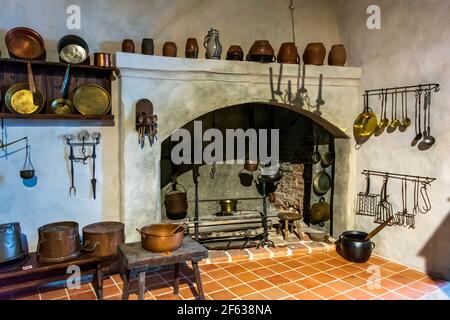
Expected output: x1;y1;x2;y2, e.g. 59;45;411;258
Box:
5;83;45;115
73;84;111;116
353;109;378;138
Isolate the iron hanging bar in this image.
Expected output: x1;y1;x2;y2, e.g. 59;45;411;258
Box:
363;83;440;97
362;170;436;185
289;0;296;44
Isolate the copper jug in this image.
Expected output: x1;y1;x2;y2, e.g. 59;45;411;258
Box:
328;44;346;66
277;42;300;64
303;43;326;66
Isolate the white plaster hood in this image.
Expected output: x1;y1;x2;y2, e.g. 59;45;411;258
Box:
115;52;362;241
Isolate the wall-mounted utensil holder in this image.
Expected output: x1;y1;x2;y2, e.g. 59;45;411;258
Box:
355;83;440;148
357;170;436;229
64;130;101;199
135;99;158;149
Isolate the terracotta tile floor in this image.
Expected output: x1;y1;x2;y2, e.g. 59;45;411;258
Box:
6;250;450;300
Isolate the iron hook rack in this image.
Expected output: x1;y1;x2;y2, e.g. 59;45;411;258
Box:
363;83;440;98
362;170;436;185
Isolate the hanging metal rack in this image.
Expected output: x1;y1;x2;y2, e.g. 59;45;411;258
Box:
362;170;436;185
363;83;440;97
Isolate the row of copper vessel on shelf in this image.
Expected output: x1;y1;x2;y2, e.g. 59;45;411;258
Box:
123;35;347;66
0;220;185;267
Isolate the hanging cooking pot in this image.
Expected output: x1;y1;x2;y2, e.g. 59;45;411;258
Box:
164;183;188;220
57;35;89;64
238;168;254;187
313;171;331;196
82;222;125;258
137;224;184;253
310;198;330;225
354;93;378;139
20;142;35;180
0;222;26;265
37;221;81;263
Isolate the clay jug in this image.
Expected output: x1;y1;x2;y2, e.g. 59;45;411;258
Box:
163;42;177;57
185;38;199;58
122;39;135;53
303;43;326;66
328;44;347;66
226;45;244;61
277;42;300;64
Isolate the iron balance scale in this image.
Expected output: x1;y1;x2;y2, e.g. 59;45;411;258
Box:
64;130;101;199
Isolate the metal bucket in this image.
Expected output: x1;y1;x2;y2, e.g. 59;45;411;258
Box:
164;183;188;220
0;222;25;265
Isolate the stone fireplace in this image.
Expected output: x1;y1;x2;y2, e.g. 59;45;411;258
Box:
116;52;362;243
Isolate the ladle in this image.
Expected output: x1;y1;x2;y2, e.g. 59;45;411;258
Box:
389;90;400;129
421;90;435;148
413;90;423;143
401;89;411;128
378;89;389;129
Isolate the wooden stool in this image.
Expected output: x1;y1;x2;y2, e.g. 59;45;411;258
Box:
278;212;303;241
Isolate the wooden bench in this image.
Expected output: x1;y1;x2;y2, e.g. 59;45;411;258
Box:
119;237;208;300
0;252;104;299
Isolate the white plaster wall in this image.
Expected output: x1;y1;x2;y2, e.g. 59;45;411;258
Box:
0;0;344;250
335;0;450;279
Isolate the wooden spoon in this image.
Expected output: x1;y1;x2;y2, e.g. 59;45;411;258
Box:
364;216;394;241
169;224;183;235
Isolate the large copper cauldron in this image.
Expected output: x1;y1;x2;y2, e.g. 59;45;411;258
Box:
82;221;125;258
136;224;184;253
37;221;80;263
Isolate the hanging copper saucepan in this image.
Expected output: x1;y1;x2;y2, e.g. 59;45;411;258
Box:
310;197;331;225
57;35;89;64
353;93;378;139
5;27;45;60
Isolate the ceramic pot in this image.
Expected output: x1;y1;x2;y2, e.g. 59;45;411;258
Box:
163;42;177;57
328;44;346;66
247;40;276;63
226;45;244;61
122;39;135;53
303;42;326;65
204;28;222;59
141;38;154;55
340;231;375;263
185;38;199;58
277;42;300;64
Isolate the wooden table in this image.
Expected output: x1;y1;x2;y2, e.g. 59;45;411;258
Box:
0;252;104;299
118;237;208;300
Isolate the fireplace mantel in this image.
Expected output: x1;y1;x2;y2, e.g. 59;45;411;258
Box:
115;52;362;242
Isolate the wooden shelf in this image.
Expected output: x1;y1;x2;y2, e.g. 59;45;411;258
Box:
0;113;114;126
0;58;116;126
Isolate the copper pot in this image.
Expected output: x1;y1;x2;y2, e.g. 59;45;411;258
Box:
244;160;259;172
185;38;199;58
303;43;326;66
94;52;111;67
328;44;347;66
82;221;125;258
37;221;81;263
226;45;244;61
137;224;184;253
247;40;276;63
163;42;177;57
277;42;300;64
122;39;135;53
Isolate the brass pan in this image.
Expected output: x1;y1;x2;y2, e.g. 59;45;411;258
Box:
73;84;111;116
354;93;378;138
313;171;331;196
5;83;45;115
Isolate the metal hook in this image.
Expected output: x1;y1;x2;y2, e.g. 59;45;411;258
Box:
419;182;431;213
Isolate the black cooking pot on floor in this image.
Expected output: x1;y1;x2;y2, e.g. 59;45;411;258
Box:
339;231;375;263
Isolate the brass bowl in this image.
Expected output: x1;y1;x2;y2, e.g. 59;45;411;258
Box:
50;98;75;115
